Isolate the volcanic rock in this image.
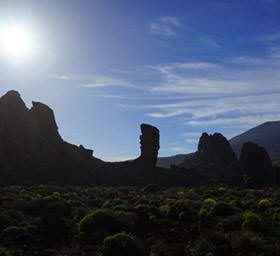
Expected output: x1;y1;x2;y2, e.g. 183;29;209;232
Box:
240;142;274;188
181;133;237;168
135;124;160;166
0;90;102;185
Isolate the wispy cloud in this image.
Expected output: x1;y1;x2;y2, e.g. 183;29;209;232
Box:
263;33;280;41
183;132;202;137
149;59;280;96
186;138;199;144
50;74;137;89
161;146;191;153
149;16;181;36
102;156;136;162
186;113;280;127
229;57;265;65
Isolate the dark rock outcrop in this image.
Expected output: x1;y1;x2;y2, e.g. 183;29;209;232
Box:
178;133;241;185
240;142;274;188
0;90;103;185
135;124;160;167
181;133;237;168
197;132;237;165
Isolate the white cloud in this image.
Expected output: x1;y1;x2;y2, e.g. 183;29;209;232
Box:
82;76;134;88
229;57;265;65
186;138;198;144
149;59;280;96
149;16;181;36
50;74;137;89
265;33;280;41
161;146;190;153
186;113;280;127
183;132;202;137
102;156;136;162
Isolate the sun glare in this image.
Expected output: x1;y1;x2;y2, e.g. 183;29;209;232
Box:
0;25;35;61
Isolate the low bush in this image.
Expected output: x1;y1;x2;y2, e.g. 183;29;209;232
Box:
79;208;120;238
103;232;146;256
0;215;14;233
242;211;262;232
40;214;67;238
211;202;238;217
0;247;11;256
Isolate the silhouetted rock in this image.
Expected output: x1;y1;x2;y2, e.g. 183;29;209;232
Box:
181;133;237;168
178;133;241;185
239;142;274;188
135;124;160;166
0;90;103;185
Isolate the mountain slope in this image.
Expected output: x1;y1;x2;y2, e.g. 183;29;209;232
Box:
229;121;280;166
157;121;280;168
229;121;280;154
157;154;188;168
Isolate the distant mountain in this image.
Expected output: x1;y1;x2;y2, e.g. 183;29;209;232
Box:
229;121;280;166
157;121;280;168
157;154;188;168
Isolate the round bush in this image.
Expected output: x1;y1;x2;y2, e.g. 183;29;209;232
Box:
242;211;262;232
142;184;161;193
0;247;11;256
0;215;14;233
1;224;37;244
45;201;69;217
40;214;67;238
79;208;119;236
258;199;271;211
103;232;146;256
211;202;238;217
203;198;217;207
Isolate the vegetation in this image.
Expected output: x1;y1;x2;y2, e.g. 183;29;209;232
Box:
0;184;280;255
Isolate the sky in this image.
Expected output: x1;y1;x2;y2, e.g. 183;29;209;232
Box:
0;0;280;161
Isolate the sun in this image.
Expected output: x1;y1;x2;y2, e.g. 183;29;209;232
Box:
0;25;35;61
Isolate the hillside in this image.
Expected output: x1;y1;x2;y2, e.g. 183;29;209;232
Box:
229;121;280;159
158;121;280;168
157;154;187;168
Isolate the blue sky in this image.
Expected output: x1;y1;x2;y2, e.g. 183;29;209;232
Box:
1;0;280;161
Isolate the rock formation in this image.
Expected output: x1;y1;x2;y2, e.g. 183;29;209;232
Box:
0;90;102;185
181;133;237;168
136;124;160;166
240;142;274;188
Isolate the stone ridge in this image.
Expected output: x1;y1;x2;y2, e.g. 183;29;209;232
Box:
0;90;102;185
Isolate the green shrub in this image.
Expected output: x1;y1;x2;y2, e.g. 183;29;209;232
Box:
1;224;37;244
113;205;130;212
45;201;69;217
0;247;11;256
159;205;170;217
0;215;14;233
79;208;119;236
258;199;271;211
242;211;262;232
142;184;161;193
199;207;211;220
272;211;280;228
40;214;67;238
88;198;103;207
203;198;217;207
103;232;146;256
211;202;238;217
